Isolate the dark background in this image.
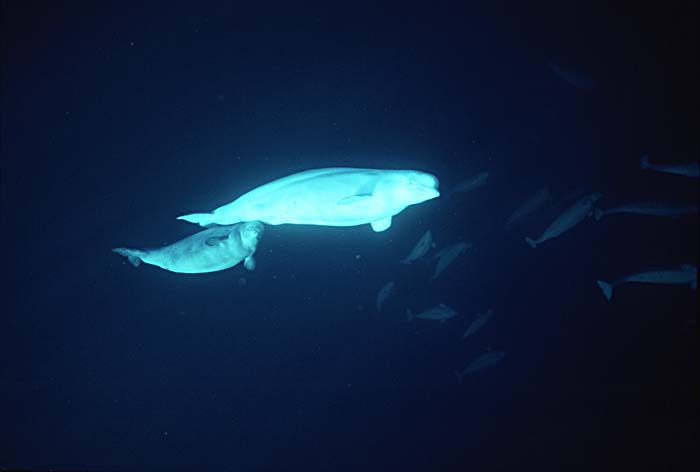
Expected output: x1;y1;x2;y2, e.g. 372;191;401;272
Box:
2;1;697;470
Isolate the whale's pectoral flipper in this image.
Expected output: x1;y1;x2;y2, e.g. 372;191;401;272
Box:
205;236;228;246
244;256;256;271
112;248;145;268
337;180;379;206
371;216;392;232
337;194;373;206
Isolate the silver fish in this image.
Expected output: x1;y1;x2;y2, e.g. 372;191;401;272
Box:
547;61;595;90
525;192;602;248
431;241;472;280
455;351;507;382
594;202;698;221
401;230;434;264
406;303;458;323
505;185;551;229
640;155;698;178
596;264;697;301
451;171;489;194
461;308;494;339
376;281;395;313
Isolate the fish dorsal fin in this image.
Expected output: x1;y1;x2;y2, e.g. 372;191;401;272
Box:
205;236;228;246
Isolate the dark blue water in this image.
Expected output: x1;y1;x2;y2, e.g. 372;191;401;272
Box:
3;2;697;470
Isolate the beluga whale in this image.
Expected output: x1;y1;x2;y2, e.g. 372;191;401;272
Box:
112;222;264;274
177;168;440;232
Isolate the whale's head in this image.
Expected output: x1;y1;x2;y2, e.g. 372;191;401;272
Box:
239;221;265;249
392;171;440;206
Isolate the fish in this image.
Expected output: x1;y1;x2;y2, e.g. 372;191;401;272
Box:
596;264;697;301
455;350;507;382
640;155;699;178
505;185;552;229
177;168;440;232
451;171;489;194
461;308;494;339
376;281;395;313
406;303;458;322
525;192;602;248
112;222;264;274
594;202;698;221
431;241;472;280
547;62;595;90
401;230;435;264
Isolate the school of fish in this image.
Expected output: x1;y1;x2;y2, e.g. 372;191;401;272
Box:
113;144;696;384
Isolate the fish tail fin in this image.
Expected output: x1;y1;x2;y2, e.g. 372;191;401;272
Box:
596;280;613;301
406;308;413;322
594;208;604;221
525;237;537;248
687;263;698;290
112;248;144;268
177;212;217;227
640;154;651;170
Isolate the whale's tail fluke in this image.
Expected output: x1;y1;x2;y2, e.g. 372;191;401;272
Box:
112;248;146;268
177;212;217;227
525;237;538;248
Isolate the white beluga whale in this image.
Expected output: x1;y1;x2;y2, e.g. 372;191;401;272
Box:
525;192;602;248
177;168;440;232
596;265;697;301
112;222;264;274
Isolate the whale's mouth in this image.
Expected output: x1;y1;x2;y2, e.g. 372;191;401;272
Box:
414;172;439;190
423;187;440;200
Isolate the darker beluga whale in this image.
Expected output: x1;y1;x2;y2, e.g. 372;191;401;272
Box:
112;222;264;274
